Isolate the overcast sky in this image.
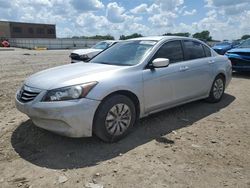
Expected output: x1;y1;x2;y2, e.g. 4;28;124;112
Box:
0;0;249;40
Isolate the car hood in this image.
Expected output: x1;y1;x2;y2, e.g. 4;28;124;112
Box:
25;63;125;90
71;48;102;55
227;48;250;53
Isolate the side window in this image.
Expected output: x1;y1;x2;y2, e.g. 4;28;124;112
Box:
203;45;212;57
183;40;206;60
153;40;184;63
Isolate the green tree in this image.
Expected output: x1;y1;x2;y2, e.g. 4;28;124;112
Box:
192;30;212;41
119;35;126;40
88;35;115;40
72;35;115;40
241;35;250;40
119;33;143;40
163;32;190;37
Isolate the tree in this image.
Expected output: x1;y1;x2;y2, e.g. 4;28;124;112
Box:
88;35;115;40
72;35;115;40
192;30;212;41
163;32;190;37
241;35;250;40
119;33;143;40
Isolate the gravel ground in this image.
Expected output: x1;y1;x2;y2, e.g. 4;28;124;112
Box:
0;49;249;188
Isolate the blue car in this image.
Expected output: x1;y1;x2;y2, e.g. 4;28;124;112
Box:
212;42;233;55
225;39;250;72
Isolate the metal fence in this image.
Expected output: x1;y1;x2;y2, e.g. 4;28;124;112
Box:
8;38;220;49
9;38;102;49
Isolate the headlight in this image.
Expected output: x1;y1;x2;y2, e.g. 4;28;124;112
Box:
42;82;97;102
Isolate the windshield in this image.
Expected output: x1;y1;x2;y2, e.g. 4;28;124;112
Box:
92;41;111;50
238;39;250;48
90;40;156;66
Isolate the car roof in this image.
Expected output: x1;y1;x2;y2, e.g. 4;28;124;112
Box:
128;36;190;42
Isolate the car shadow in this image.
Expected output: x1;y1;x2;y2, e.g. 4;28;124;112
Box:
11;94;235;170
232;71;250;79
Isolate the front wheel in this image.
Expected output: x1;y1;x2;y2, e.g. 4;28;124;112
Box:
93;95;136;142
206;75;225;103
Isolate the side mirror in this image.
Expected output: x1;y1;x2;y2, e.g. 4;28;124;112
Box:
152;58;170;68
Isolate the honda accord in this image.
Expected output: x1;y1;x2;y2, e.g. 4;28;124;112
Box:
15;36;232;142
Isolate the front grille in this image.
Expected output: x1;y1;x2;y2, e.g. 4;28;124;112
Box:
18;86;40;103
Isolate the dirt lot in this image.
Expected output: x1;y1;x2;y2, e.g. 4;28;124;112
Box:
0;49;249;188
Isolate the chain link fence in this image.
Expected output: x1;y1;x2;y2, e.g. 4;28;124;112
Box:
9;38;102;49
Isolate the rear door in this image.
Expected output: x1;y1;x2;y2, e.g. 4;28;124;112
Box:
178;40;213;100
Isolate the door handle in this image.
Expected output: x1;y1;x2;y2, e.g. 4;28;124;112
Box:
208;60;215;64
180;66;189;71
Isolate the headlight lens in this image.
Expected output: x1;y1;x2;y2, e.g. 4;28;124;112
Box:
43;82;97;102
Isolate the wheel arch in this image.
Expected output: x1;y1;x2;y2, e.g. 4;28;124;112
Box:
92;90;141;136
209;72;226;92
101;90;141;118
93;89;141;127
216;72;226;82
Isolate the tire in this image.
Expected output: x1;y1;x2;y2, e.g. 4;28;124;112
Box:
206;75;225;103
93;95;136;142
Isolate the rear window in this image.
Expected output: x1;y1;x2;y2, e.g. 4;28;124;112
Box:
203;45;212;57
183;40;206;60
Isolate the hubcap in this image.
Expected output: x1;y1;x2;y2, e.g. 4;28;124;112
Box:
213;78;224;99
105;103;132;136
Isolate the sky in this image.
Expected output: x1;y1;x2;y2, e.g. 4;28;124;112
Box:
0;0;249;40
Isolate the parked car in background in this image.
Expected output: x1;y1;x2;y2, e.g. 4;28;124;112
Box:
69;40;117;63
212;41;234;55
225;39;250;72
232;40;241;47
15;36;232;142
1;40;10;47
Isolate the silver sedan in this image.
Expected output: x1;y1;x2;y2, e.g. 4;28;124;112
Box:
15;36;232;142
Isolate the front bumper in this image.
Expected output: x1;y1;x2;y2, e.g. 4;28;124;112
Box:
232;65;250;72
226;55;250;72
15;93;100;138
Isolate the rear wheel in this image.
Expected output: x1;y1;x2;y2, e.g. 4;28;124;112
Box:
93;95;136;142
206;75;225;103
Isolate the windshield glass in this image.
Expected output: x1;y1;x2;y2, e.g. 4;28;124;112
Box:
92;41;111;50
238;39;250;48
90;40;156;66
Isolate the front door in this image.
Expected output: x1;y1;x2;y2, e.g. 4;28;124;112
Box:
143;40;185;113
